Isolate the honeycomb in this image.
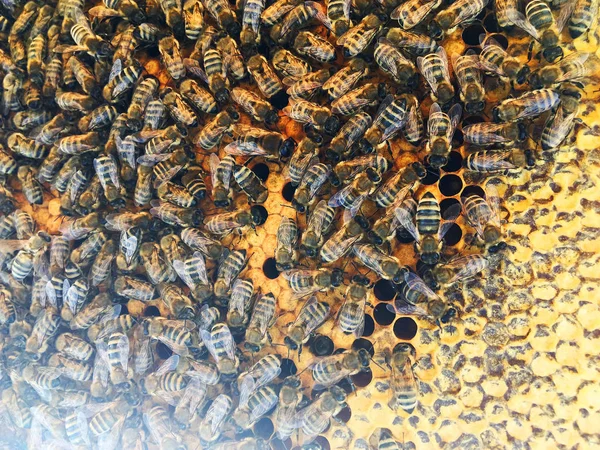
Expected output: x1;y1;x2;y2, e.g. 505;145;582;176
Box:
3;0;600;449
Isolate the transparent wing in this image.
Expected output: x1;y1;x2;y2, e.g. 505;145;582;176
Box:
394;205;419;241
404;271;440;301
485;183;502;225
328;185;353;208
506;8;539;39
388;296;430;316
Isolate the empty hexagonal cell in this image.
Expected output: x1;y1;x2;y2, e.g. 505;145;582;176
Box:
374;279;396;301
393;317;418;340
439;174;464;197
374;303;396;325
352;338;375;357
251;163;270;182
442;151;463;173
363;314;375;337
461;185;486;199
443;224;463;246
462;24;486;45
262;257;280;279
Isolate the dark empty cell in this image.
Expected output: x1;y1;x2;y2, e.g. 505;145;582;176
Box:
254;417;274;439
311;334;334;356
443;223;462;246
439;174;463;197
440;197;460;216
352;338;374;357
461;184;486;200
156;341;173;359
374;279;396;301
270;90;289;110
374;303;395;325
393;317;418;340
335;406;352;423
452;129;464;146
462;24;485;45
315;436;331;450
144;305;160;317
396;226;416;243
442;151;463;173
251;163;270;182
484;13;500;33
488;33;509;50
363;314;375;337
279;358;297;379
421;165;440;185
262;258;280;279
351;368;373;387
282;182;296;201
119;304;129;315
461;115;485;127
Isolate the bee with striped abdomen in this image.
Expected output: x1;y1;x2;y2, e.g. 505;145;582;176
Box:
179;79;217;115
292;161;331;213
429;0;488;38
284;268;343;297
464;149;534;172
209;153;234;208
102;59;143;103
247;55;283;99
157;181;196;208
26;306;61;356
386;344;418;413
322;57;369;99
369;196;418;246
332;83;387;116
374;39;418;88
150;200;204;227
294;31;336;63
327;112;372;162
300;200;335;257
233;164;269;204
199;394;233;443
332;154;391;185
337;13;384;58
200;323;239;381
240;0;264;47
492;88;560;122
232;385;279;431
568;0;598;38
479;36;530;84
528;52;591;89
426;103;462;168
231;87;279;125
274;376;304;440
353;243;406;283
392;0;442;30
213;249;248;298
417;47;454;105
161;87;198;128
294;387;347;445
143;317;194;356
311;348;371;390
141;354;187;395
159;35;185;81
463;121;527;147
284;69;331;101
183;0;204;40
7;133;46;160
541;86;580;150
158;282;195;319
226;279;254;329
284;296;330;354
238;354;281;408
244;292;277;352
430;254;490;288
328;167;382;217
78;105;118;132
194;110;238;150
17;166;44;205
139;242;177;284
452;52;485;114
57;132;102;155
225;124;295;160
284;100;340;135
327;0;352;35
272;49;312;79
126;77;159;130
337;275;371;337
275;217;298;271
362;95;409;151
462;186;506;253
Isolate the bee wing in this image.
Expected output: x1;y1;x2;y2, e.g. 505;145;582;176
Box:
156;335;189;357
108;59;122;84
447;254;489;283
348;193;368;219
470;150;516;170
136;153;171;167
53;44;89;53
557;53;592;82
438;203;462;241
223;140;270;156
388;296;430;316
308;164;331;199
88;5;121;18
391;0;437;26
394;205;419;242
120;230;138;265
209;153;221;188
436;46;451;81
448;103;462;134
484;184;502;225
0;239;27;253
557;0;576;32
155;354;179;377
93;349;110;388
153;165;182;188
404;271;440;301
114;333;129;372
328;184;353;208
390;353;418;409
97;416;124;450
75;412;91;446
249;294;276;336
505;8;539;39
543;105;577;148
190;252;209;284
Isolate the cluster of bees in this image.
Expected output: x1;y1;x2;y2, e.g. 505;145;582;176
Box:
0;0;596;445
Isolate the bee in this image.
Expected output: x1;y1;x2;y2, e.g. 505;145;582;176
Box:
426;103;462;168
199;394;233;443
300;200;335;257
332;83;387;116
337;14;384;58
337;275;371;336
144;405;183;449
452;52;485;114
158;283;195;319
150;200;204;227
102;59;143;103
295;387;347;445
141;354;187;394
87;401;129;440
183;0;204;40
180;228;225;260
7;133;46;159
174;376;208;425
232;385;279;430
89;314;136;343
417;47;454;105
143;100;166;131
322;57;369;99
233;164;269;203
464;149;534;172
225;124;296;160
430;254;490;288
392;0;442;30
327;0;352;35
70;299;120;332
569;0;599;38
374;39;418;88
26;306;61;356
214;249;248;298
274;376;304;440
528;52;591;89
362;95;409;151
294;31;336;63
194;110;238;150
284;296;330;353
311;348;371;390
201;323;239;381
541;87;580;150
134;165;153;207
114;275;156;302
55;90;96;113
397;191;461;265
261;0;302;25
353;244;406;283
181;166;208;200
272;49;312;79
327;112;372;162
226;279;254;329
369;196;418;246
0;288;15;325
429;0;488;38
391;271;457;325
3;71;24;116
245;292;277;352
292;161;331;213
8;34;26;71
231;87;279;125
157;181;196;208
54;333;94;362
126;76;159;130
179;79;217;115
158;35;185;81
57;132;102;155
158;0;185;38
17;166;44;205
479;36;530;84
143;317;195;356
332;154;391;186
284;268;343;297
462;186;506;253
284;69;331;101
386;344;418;413
94;153;123;205
204;0;239;35
463;121;527;147
216;36;246;81
247;55;284;98
238;354;281;407
161;87;198;128
31;405;68;439
69;56;100;98
277;1;325;42
62;277;91;321
139;242;177;284
3;389;33;429
328;166;382;216
209;154;234;207
507;0;570;62
26;35;46;85
275;217;298;271
492;88;560;122
78;105;119;132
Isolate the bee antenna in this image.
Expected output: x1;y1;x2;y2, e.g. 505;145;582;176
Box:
279;204;295;209
369;357;387;372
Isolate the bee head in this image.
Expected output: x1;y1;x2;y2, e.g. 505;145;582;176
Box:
226;21;241;38
352;274;370;286
279;137;296;160
355;214;370;230
359;138;374;154
405;72;420;90
330;385;347;403
244;336;261;353
428;153;448;169
437;84;454;104
215;88;230;104
331;268;344;287
302;243;316;257
377;82;388;99
324;115;341;135
292;197;306;213
465;100;485;115
411;162;427;179
367;230;383;246
527;71;542;89
420;250;440;266
310;335;334;356
440;306;457;324
488;241;507;254
284;335;299;350
427;20;443;40
325;149;341;164
366;167;381;183
97;41;113;57
250;205;268;226
357;348;371;368
333;19;351;36
491;106;503;123
516;65;530;85
264;109;280;126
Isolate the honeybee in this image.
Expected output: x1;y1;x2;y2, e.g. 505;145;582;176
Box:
238;354;281;407
113;275;156;302
284;296;330;353
370;197;417;247
464;149;534;172
294;31;336;63
492;88;560;122
276;1;325;42
247;55;283;98
452;52;485;114
337;14;384;57
528;52;591;89
205;206;268;235
158;35;185;81
232;385;279;431
150;200;204;227
390;271;457;325
326;0;352;35
541;86;580;150
173;252;212;300
417;47;454;105
332;83;387;116
245;292;277;352
569;0;599;38
284;100;339;134
8;133;46;160
426;103;462;168
274;376;304;440
226;124;295;160
362;95;409;150
392;0;442;30
226;278;254;329
95;332;129;388
17;166;43;205
463;121;527;147
214;249;248;298
144;405;183;449
141;354;187;395
284;268;344;298
300;200;335;257
144;317;195;356
158;282;195;319
507;0;570;62
374;163;424;210
275;217;298;271
180;228;224;260
26;306;61;356
200;323;239;381
353;244;405;283
462;186;506;253
183;0;204;40
386;344;418;413
337;275;371;336
328;167;382;217
272;48;312;79
311;348;371;390
429;0;488;38
161;87;198;128
232;165;267;205
231;87;278;125
322;57;369;99
199;394;233;443
332;154;391;185
292;161;331;213
430;254;490;288
374;39;418;88
294;387;347;445
479;36;530;84
195;110;238;150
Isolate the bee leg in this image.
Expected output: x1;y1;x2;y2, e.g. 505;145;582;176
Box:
527;41;535;62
